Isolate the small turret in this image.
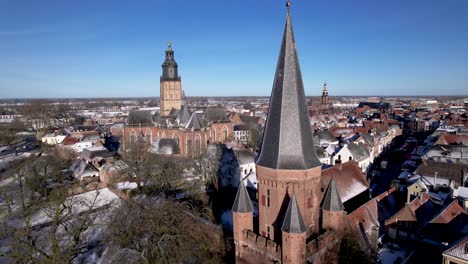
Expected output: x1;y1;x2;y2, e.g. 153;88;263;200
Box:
232;180;253;257
281;193;307;264
321;178;346;231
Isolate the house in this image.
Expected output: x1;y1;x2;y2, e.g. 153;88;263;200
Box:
68;159;99;181
80;147;114;168
347;188;404;253
415;160;468;189
41;133;67;145
454;187;468;210
321;161;369;210
334;142;371;172
235;149;256;184
313;130;338;148
233;124;251;144
442;236;468;264
385;192;440;241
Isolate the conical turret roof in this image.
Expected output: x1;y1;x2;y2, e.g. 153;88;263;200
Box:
256;7;321;170
232;180;253;213
281;193;307;233
321;178;345;211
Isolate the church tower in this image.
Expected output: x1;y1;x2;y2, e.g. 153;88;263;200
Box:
320;82;329;106
255;0;322;245
160;41;182;116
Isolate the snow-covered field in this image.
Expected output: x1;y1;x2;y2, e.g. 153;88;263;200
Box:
30;188;121;227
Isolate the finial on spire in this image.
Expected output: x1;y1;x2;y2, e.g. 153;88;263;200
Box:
286;0;291;8
168;40;171;48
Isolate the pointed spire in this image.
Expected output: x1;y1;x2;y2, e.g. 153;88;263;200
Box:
256;3;321;170
321;178;345;211
232;180;253;213
282;193;307;233
166;40;173;51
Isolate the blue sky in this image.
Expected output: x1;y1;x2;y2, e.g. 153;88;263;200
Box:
0;0;467;98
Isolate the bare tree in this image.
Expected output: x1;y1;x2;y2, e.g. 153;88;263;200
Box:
0;119;25;147
119;141;183;196
21;100;51;131
0;157;103;263
107;200;226;264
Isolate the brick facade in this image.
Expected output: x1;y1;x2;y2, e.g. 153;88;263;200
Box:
117;122;232;159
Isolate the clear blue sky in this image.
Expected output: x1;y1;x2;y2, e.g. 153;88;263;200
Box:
1;0;467;98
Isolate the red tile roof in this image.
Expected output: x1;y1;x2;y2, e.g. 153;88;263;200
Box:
435;134;468;146
385;193;430;225
430;200;465;224
322;161;369;202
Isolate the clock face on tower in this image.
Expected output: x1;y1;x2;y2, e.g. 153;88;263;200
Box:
169;68;174;78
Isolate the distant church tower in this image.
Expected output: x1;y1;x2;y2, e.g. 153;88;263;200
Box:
160;41;182;116
321;82;329;106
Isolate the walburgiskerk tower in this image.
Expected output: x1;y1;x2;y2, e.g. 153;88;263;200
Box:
321;82;329;106
232;2;349;263
160;41;182;116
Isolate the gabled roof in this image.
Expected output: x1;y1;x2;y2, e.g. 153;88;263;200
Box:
80;147;113;160
429;200;465;224
322;161;369;202
442;235;468;261
321;179;345;211
347;142;370;162
281;193;307;234
205;107;229;122
256;9;321;170
127;110;154;126
185;112;201;130
232;180;253;213
239;115;260;125
176;105;191;125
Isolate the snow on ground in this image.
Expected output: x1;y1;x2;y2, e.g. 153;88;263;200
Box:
30;188;120;227
378;243;408;264
115;181;138;190
0;153;29;170
0;176;15;188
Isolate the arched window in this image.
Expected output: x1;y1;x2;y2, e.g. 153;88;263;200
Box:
186;138;192;157
130;131;137;146
212;128;216;143
146;130;152;144
194;135;201;158
173;133;179;147
222;126;228;142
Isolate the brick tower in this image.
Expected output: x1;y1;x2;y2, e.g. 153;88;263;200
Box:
160;41;182;116
281;194;307;264
320;82;329;106
320;179;346;232
232;2;346;263
255;0;322;244
232;180;254;258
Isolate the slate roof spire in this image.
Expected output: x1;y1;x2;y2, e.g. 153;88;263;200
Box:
256;2;321;170
281;193;307;233
321;178;345;211
232;180;253;213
